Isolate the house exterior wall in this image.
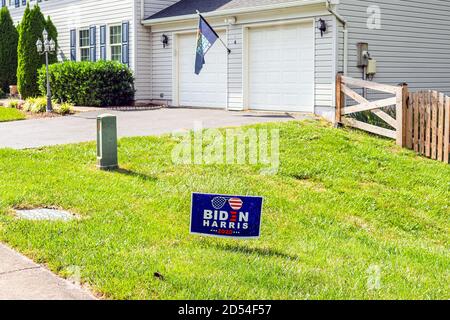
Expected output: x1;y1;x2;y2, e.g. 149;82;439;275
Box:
138;1;179;100
4;0;450;117
147;4;336;119
6;0;179;101
8;0;135;66
337;0;450;96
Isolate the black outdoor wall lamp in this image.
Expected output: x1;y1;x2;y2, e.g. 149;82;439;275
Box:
318;18;327;37
161;34;169;48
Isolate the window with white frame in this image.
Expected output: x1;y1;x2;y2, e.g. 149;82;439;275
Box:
109;25;122;62
79;29;90;61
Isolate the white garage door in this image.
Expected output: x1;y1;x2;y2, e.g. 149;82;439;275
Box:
177;32;227;108
248;22;314;112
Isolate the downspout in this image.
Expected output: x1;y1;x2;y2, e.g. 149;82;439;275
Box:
140;0;145;21
326;0;348;76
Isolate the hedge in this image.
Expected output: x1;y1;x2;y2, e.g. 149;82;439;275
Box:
38;61;135;107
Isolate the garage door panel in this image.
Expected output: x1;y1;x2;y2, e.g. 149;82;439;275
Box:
177;32;227;108
248;22;314;112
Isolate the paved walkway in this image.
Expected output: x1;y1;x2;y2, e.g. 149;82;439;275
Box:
0;243;95;300
0;107;309;149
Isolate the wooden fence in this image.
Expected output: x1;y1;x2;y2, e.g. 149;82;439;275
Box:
336;74;450;164
405;91;450;163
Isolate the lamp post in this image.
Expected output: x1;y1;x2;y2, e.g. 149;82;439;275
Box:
36;29;56;113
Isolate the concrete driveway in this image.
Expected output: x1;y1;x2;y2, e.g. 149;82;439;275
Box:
0;108;309;149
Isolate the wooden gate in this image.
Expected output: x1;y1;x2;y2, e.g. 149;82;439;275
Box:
336;75;450;163
335;74;408;147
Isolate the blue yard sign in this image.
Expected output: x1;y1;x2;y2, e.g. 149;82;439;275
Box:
190;193;264;239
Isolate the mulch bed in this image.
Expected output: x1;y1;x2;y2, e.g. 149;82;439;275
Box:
24;112;64;120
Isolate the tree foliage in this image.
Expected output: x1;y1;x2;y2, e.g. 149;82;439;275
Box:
17;4;58;98
45;16;58;64
0;7;19;92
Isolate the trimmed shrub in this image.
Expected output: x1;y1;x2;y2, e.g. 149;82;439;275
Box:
38;61;135;107
0;7;19;93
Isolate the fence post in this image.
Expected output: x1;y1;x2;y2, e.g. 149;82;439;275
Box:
335;73;344;125
396;83;408;147
406;92;413;149
444;96;450;164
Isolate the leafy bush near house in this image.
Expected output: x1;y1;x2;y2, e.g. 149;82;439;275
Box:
54;102;73;115
23;97;47;113
22;97;72;114
0;88;6;99
38;61;135;107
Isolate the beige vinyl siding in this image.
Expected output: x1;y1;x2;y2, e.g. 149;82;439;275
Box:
151;31;173;101
134;0;152;100
10;0;134;67
314;15;335;109
136;0;179;100
338;0;450;96
227;24;243;110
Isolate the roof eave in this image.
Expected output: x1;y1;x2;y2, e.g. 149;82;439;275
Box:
142;0;327;26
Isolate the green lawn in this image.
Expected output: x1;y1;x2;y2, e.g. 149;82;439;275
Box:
0;107;25;122
0;120;448;300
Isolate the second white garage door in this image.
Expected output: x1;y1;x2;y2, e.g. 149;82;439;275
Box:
177;32;227;108
247;22;314;112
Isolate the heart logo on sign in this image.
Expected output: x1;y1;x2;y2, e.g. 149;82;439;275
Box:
228;198;243;210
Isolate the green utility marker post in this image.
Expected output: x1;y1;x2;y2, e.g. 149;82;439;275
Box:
97;114;118;170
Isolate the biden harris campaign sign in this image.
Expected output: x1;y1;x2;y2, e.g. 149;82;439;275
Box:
190;193;263;239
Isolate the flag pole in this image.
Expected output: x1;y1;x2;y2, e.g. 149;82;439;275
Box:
196;10;231;54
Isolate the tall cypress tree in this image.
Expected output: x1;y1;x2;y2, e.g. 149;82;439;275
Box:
45;16;58;64
17;4;46;98
0;7;19;93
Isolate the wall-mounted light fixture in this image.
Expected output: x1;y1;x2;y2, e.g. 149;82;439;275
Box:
161;34;169;48
225;16;237;25
318;19;327;37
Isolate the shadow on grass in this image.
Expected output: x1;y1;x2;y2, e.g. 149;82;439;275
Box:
113;168;158;182
210;242;299;260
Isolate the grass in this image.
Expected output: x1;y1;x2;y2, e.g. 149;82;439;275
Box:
0;120;448;300
0;107;25;122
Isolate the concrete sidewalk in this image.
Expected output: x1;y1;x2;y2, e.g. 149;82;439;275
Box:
0;243;95;300
0;107;307;149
